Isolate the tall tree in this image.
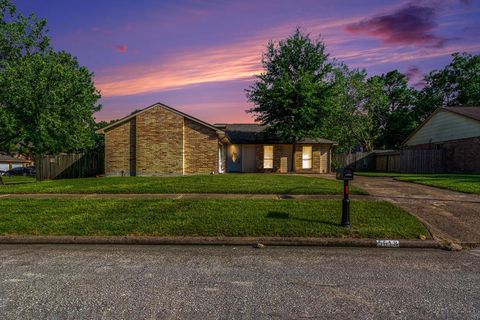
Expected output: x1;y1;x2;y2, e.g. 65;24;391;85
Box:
0;0;50;64
326;65;389;152
246;29;334;143
0;0;51;184
375;70;418;149
325;65;366;152
416;53;480;121
0;51;101;155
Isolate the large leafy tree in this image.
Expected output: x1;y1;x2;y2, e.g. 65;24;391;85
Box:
246;29;334;143
0;0;50;64
326;65;389;152
0;0;51;185
374;70;418;149
324;65;366;153
416;53;480;121
0;51;101;155
0;0;101;156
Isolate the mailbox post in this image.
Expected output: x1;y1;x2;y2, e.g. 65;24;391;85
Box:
336;167;354;228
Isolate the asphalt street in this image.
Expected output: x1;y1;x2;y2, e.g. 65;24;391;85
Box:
1;245;479;319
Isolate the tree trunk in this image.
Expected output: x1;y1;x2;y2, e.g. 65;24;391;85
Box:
0;174;4;186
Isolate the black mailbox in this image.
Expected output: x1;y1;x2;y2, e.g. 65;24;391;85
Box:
336;167;354;228
336;167;354;181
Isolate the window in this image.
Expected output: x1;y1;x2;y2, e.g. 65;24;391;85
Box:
302;146;312;169
263;145;273;169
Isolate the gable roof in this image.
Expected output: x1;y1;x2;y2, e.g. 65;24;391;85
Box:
218;123;337;144
96;102;225;134
402;106;480;146
443;107;480;122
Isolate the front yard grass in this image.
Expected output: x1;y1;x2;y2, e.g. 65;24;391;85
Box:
0;176;35;185
0;174;366;195
356;172;480;194
0;198;427;239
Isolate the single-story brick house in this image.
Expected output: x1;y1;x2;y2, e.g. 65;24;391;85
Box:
96;103;336;176
402;106;480;172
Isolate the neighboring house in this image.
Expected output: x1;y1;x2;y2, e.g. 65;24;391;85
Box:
0;153;32;172
402;107;480;172
96;103;336;176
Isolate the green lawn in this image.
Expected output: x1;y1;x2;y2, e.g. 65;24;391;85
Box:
0;199;428;239
0;176;36;185
0;174;366;195
356;172;480;194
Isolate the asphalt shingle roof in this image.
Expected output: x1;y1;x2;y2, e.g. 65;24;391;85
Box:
443;107;480;122
0;154;30;163
217;124;337;144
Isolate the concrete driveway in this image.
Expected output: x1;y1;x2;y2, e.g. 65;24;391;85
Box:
1;245;479;319
350;176;480;247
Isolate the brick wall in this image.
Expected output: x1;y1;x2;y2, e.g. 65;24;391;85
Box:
405;136;480;173
255;144;264;172
250;144;330;173
104;105;222;176
135;106;184;175
184;118;219;174
254;144;293;173
294;144;330;173
104;119;135;176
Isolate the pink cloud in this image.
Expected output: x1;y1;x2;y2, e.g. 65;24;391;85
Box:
95;16;363;98
345;5;447;48
114;45;128;53
97;39;265;97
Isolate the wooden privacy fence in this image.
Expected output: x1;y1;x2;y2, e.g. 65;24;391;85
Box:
400;149;445;173
333;152;375;171
375;151;400;172
335;149;446;173
36;151;104;181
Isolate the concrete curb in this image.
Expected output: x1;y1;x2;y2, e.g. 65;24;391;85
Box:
0;235;443;249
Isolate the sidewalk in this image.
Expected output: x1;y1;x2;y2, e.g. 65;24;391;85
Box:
0;193;374;200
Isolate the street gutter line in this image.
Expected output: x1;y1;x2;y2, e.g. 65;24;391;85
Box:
0;235;443;249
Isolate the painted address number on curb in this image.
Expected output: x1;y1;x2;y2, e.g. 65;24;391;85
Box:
376;240;400;248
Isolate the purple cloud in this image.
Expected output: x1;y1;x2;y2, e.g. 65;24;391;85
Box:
404;65;426;87
345;5;447;48
405;65;421;80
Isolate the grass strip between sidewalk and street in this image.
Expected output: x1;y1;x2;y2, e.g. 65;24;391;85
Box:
0;174;366;195
0;199;428;239
356;172;480;194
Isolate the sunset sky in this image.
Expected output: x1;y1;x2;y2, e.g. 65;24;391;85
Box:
16;0;480;123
